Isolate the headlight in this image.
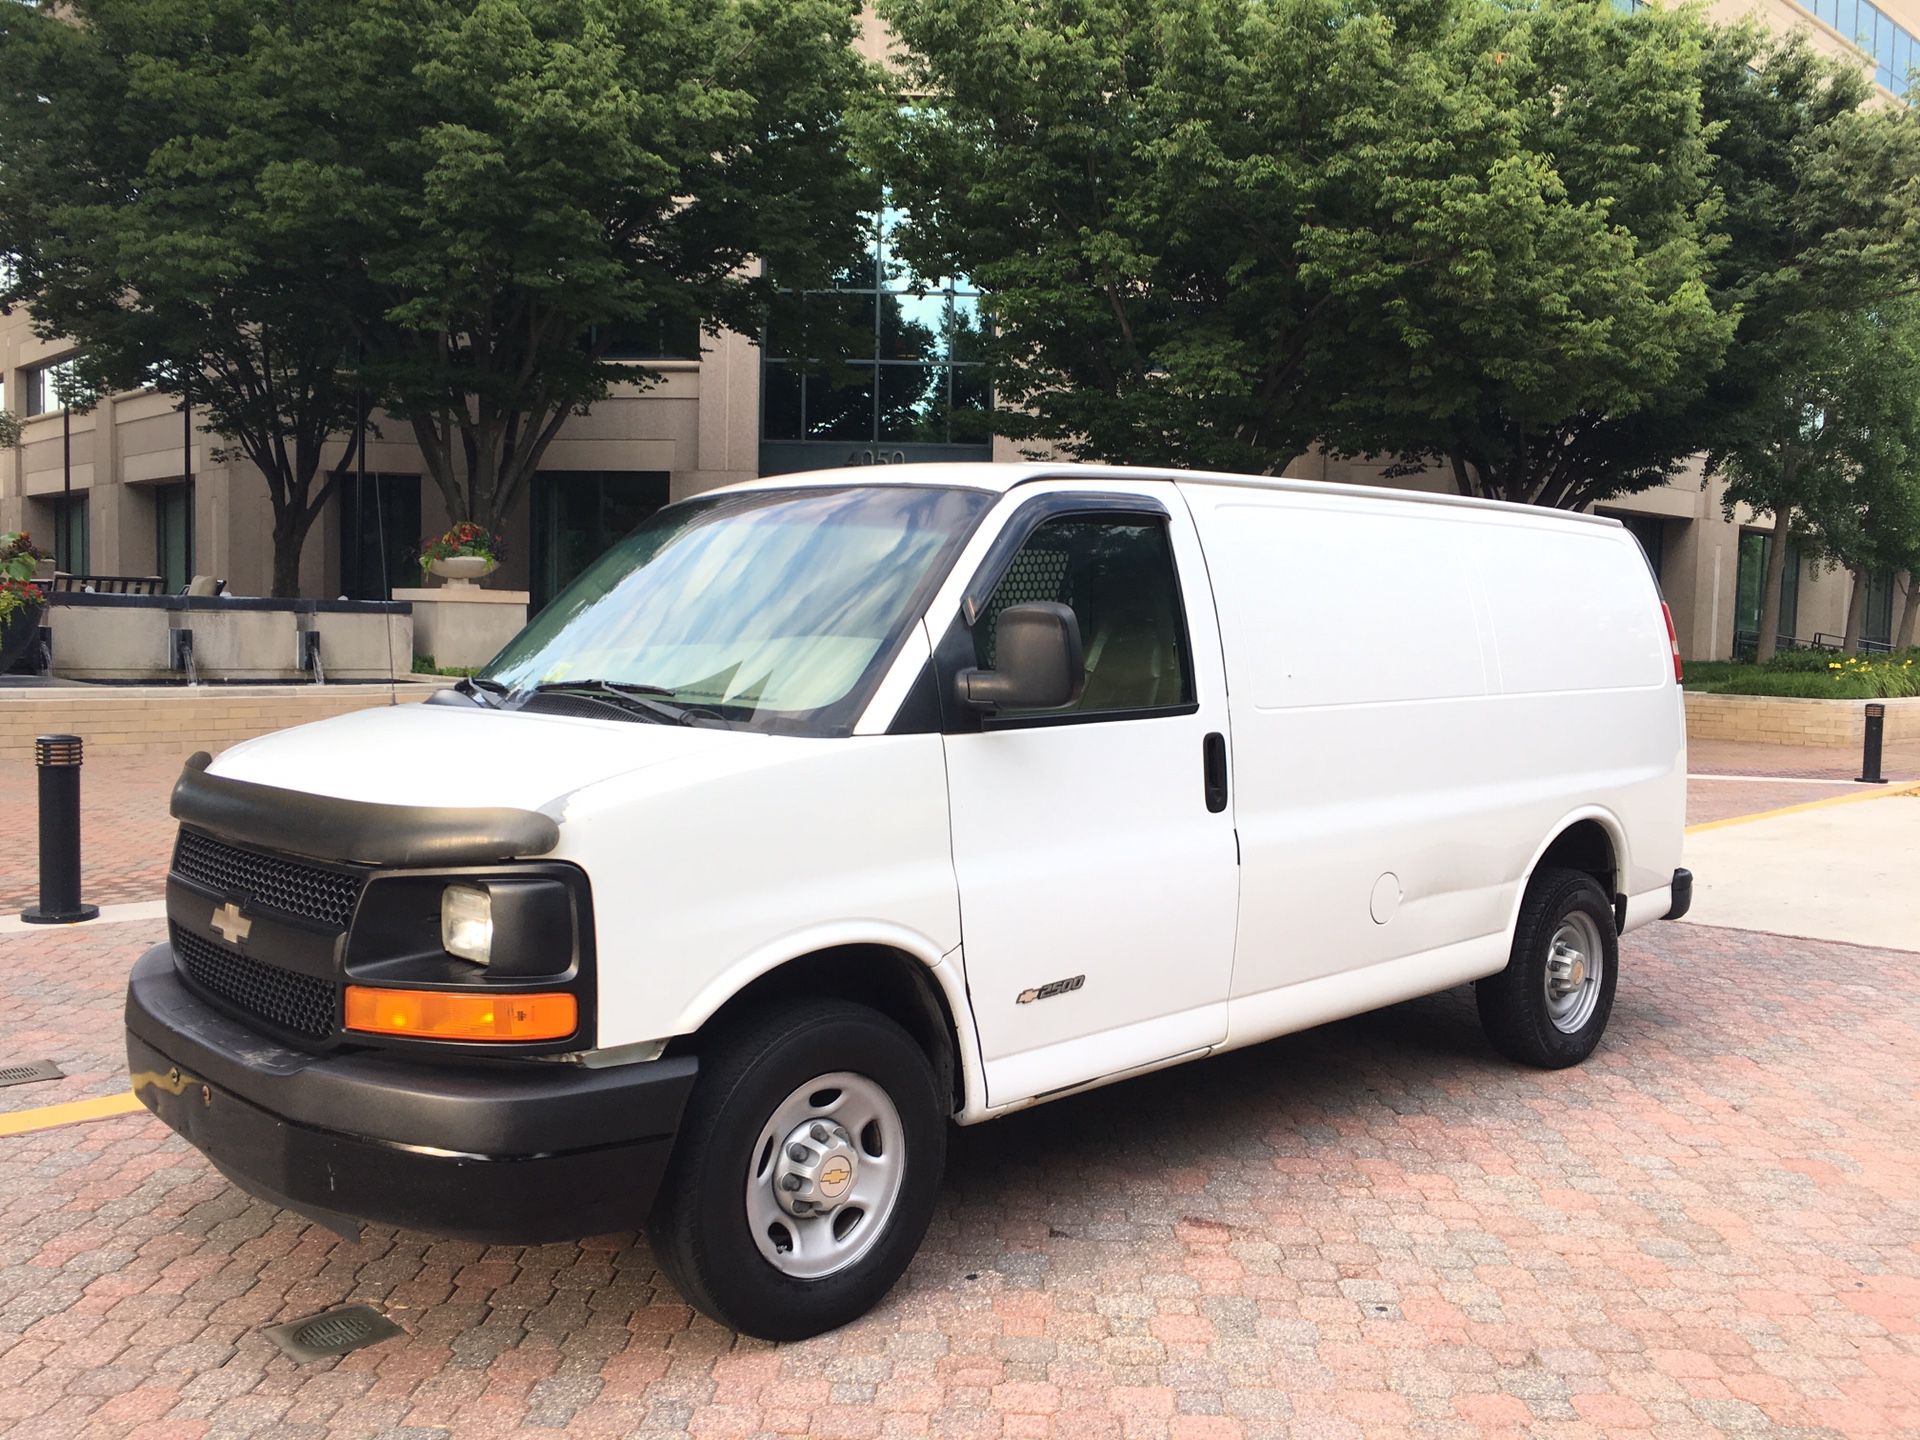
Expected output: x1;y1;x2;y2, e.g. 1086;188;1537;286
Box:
440;884;494;965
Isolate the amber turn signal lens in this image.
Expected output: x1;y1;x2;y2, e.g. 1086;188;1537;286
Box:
343;986;577;1042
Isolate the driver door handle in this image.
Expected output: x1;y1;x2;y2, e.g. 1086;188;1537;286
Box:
1202;732;1229;813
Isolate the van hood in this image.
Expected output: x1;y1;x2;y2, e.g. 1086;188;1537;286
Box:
208;699;761;814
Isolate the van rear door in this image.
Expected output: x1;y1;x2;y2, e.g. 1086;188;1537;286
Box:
936;483;1239;1106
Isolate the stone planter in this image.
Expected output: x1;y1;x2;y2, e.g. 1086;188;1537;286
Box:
0;600;45;674
301;602;415;681
1684;690;1920;747
392;586;530;671
428;555;498;590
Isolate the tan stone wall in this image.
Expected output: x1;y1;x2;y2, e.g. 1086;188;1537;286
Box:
1684;691;1920;746
0;681;453;761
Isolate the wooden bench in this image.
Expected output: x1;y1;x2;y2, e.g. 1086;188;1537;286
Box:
48;572;166;596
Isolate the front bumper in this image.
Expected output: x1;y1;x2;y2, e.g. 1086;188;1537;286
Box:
125;944;696;1243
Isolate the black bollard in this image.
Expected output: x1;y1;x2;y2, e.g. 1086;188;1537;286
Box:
20;734;100;924
1857;702;1888;785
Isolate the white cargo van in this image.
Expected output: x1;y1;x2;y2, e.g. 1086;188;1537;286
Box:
127;464;1689;1339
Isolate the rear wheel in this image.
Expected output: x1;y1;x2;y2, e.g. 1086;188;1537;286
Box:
646;1001;946;1340
1476;866;1617;1068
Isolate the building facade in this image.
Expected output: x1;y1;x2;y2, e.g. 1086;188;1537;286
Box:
2;1;1914;657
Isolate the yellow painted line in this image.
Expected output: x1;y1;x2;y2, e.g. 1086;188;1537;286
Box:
0;1091;145;1137
1686;780;1920;835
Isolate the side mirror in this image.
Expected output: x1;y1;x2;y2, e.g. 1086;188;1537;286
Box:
958;602;1085;712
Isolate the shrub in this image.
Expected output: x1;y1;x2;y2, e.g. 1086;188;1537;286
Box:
1688;651;1920;698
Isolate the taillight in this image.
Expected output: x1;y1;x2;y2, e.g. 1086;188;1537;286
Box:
1660;602;1682;682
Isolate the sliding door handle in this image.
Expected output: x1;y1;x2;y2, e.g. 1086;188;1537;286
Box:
1202;731;1229;813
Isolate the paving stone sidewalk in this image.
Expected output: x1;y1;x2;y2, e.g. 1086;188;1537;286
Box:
1;916;1916;1439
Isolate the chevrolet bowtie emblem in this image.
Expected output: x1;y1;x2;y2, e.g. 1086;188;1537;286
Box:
211;901;252;946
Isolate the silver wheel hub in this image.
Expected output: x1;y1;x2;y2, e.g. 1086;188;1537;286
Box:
1543;913;1604;1034
773;1119;860;1218
745;1071;905;1280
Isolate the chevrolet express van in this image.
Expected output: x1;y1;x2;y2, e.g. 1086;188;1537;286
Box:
127;463;1690;1339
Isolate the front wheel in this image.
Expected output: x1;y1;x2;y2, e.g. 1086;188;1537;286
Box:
646;1001;946;1340
1476;866;1618;1068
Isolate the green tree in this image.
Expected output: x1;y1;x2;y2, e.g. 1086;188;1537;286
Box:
1791;303;1920;654
0;0;376;597
292;0;873;536
1319;0;1730;509
1705;27;1920;660
876;0;1411;474
876;0;1727;497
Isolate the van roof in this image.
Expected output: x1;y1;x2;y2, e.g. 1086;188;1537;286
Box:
725;461;1624;529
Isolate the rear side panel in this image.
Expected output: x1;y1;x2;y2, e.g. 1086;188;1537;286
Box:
1177;482;1684;1046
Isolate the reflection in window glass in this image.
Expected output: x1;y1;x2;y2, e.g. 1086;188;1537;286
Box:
804;366;875;440
762;201;990;457
1788;0;1916;95
762;364;802;440
976;518;1193;716
483;485;992;732
878;365;941;442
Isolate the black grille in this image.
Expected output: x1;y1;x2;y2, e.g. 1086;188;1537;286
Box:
172;925;336;1040
172;829;363;929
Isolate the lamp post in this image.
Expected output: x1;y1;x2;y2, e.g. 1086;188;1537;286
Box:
183;398;194;581
60;392;71;572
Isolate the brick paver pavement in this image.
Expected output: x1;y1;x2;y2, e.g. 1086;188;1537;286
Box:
2;915;1917;1439
1679;778;1893;827
5;738;1901;915
2;755;184;913
1688;736;1920;782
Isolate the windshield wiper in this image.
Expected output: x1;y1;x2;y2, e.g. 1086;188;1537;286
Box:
524;679;705;726
455;676;511;708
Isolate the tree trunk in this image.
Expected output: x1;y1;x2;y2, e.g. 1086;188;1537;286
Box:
1841;568;1868;655
1754;508;1793;663
1897;571;1919;651
270;511;310;598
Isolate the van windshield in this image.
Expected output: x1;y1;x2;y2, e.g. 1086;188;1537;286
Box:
481;484;992;734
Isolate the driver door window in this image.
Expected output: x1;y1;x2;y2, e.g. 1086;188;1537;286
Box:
975;516;1192;717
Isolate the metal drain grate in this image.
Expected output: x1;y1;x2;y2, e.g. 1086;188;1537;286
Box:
260;1303;403;1362
0;1060;64;1089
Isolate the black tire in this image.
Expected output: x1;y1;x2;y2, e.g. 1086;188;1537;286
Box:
1476;866;1618;1069
645;1000;946;1340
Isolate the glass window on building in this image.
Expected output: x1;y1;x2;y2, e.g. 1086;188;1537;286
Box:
760;204;991;475
531;470;671;610
1863;570;1896;649
154;483;191;593
1793;0;1916;95
51;492;89;574
588;313;702;362
337;474;422;601
1734;529;1801;655
26;357;79;418
1606;512;1667;591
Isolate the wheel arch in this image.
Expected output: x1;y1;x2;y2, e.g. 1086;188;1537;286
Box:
1513;809;1628;934
677;936;976;1116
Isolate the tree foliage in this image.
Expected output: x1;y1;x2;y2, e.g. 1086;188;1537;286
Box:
1786;303;1920;652
0;0;376;596
296;0;874;534
0;0;873;588
1320;0;1730;508
877;0;1730;504
1707;28;1920;658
